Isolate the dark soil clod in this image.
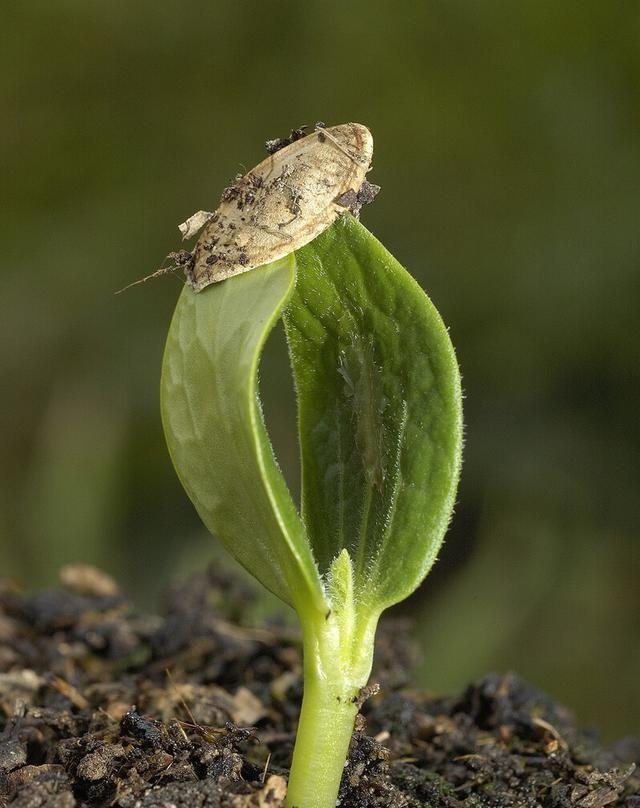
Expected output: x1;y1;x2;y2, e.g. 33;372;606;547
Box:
0;567;637;807
336;179;381;217
265;126;308;155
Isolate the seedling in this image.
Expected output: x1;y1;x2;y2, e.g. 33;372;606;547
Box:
160;124;462;808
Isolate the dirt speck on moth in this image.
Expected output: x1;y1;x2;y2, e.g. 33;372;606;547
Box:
265;125;308;155
336;179;381;217
180;122;377;291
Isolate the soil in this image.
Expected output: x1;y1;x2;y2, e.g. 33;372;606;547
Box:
0;564;637;807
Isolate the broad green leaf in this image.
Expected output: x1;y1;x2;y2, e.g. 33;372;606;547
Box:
285;215;463;611
160;255;326;618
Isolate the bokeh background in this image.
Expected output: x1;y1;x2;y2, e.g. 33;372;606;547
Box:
2;1;638;739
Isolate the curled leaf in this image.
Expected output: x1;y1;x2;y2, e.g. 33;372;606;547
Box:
285;215;463;611
161;255;326;618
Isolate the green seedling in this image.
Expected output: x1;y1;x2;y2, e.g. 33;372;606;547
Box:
160;125;462;808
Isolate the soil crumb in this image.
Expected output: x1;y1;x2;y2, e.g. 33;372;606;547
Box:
265;126;308;155
0;568;637;807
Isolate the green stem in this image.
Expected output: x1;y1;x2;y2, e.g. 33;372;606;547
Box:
286;670;358;808
285;609;378;808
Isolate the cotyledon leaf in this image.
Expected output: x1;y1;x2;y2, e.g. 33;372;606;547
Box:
285;215;463;611
161;254;326;618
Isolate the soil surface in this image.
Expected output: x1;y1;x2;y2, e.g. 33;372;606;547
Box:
0;565;637;807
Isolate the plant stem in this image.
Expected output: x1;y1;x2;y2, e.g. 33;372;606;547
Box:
285;611;378;808
286;671;358;807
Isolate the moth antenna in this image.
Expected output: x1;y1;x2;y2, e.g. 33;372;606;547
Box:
114;265;183;295
314;123;369;165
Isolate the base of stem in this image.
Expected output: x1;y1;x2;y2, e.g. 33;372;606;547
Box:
285;676;360;808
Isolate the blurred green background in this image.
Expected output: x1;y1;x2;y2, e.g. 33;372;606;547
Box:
1;1;638;739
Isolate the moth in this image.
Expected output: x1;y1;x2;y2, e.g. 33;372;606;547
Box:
182;122;377;291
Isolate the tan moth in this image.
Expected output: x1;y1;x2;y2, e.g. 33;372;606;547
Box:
180;122;377;292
